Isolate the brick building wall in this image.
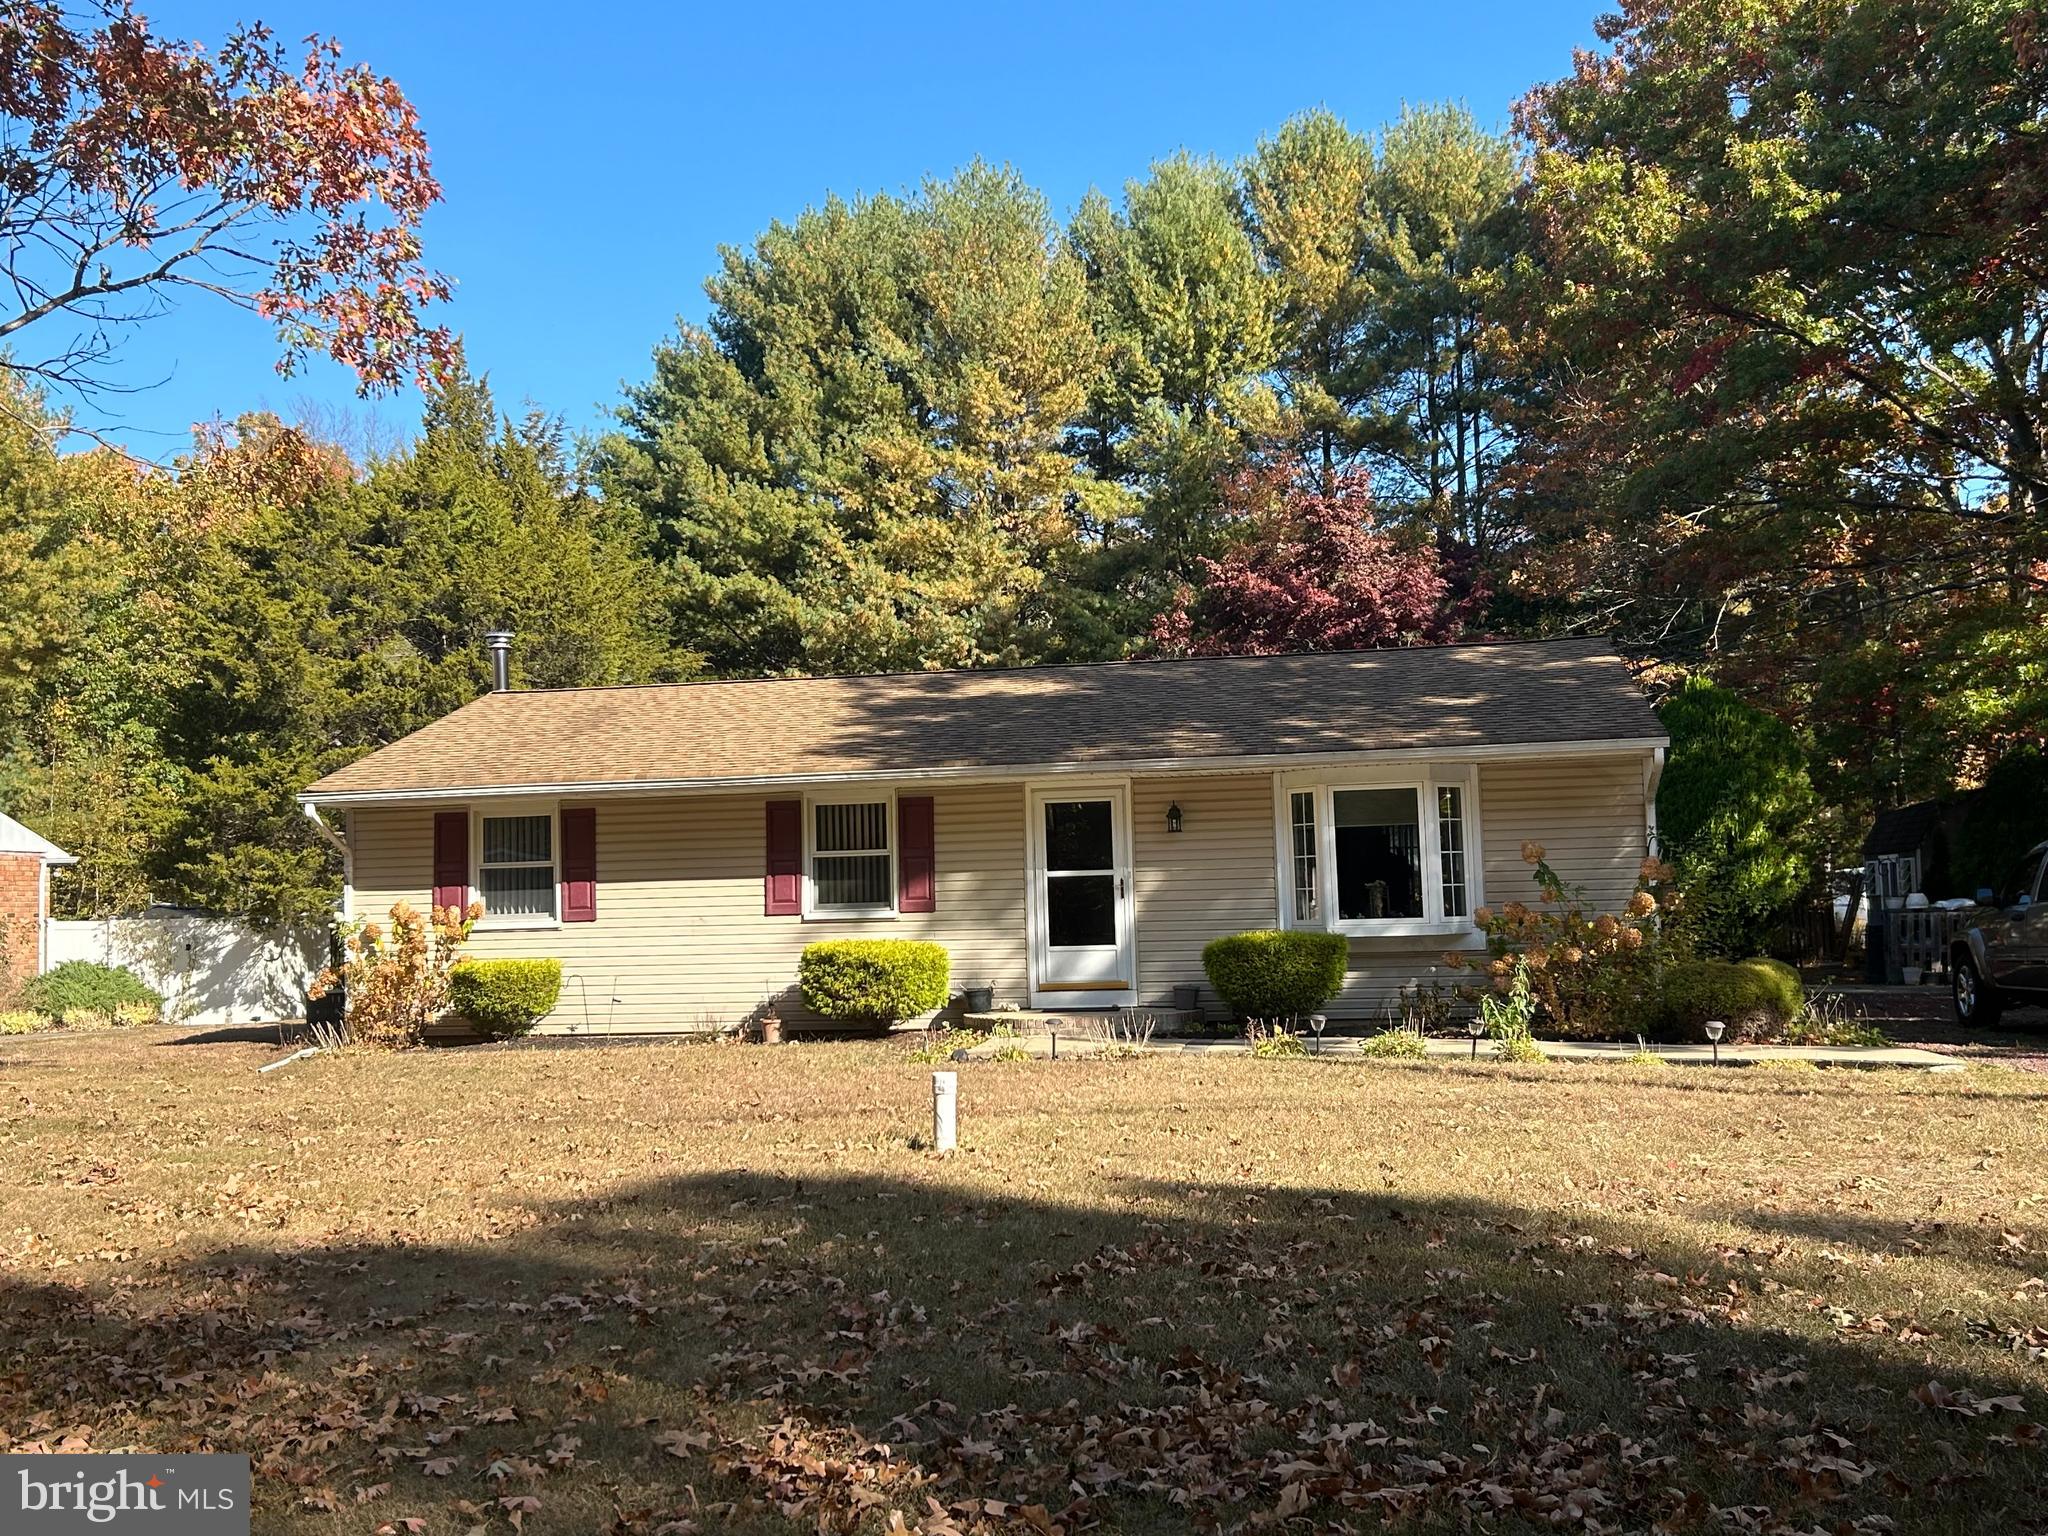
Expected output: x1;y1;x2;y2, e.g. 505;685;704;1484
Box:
0;850;41;999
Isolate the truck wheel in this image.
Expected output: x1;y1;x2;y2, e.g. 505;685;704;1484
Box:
1953;954;2002;1027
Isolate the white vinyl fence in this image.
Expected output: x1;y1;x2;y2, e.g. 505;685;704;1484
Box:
45;911;323;1027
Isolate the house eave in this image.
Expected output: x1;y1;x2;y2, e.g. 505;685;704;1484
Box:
299;735;1671;810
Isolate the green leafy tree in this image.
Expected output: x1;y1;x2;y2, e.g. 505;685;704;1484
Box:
1512;0;2048;811
1954;746;2048;895
1241;112;1378;491
1656;679;1818;956
1360;105;1521;555
156;368;682;922
1069;154;1282;610
0;380;192;916
602;164;1104;675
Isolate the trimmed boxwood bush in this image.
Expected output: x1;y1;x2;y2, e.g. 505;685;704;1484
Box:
1652;958;1804;1044
448;958;562;1038
799;939;950;1028
1202;930;1348;1021
19;961;162;1024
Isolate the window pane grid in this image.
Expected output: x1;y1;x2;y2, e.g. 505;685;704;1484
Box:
815;853;892;909
813;800;891;909
482;814;551;865
1289;791;1319;922
479;814;555;921
1437;785;1467;918
1333;787;1423;920
816;801;888;855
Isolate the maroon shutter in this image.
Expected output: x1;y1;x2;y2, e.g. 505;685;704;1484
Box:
431;811;469;915
764;799;802;916
561;807;597;923
898;795;935;913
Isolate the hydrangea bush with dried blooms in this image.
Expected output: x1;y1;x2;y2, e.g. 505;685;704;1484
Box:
1447;842;1686;1039
309;899;480;1049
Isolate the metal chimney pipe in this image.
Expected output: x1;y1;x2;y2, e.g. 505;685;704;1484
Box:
484;630;512;692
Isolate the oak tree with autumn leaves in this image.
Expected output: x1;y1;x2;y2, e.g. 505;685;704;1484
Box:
0;0;451;402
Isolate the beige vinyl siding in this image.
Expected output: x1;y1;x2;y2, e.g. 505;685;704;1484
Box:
348;784;1028;1033
1130;774;1278;1011
1477;753;1648;918
344;750;1652;1033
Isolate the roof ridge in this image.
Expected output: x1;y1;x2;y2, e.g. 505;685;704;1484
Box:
484;633;1624;701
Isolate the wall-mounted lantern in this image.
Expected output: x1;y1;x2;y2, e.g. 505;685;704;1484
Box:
1166;801;1184;834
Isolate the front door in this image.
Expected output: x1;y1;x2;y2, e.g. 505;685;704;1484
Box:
1029;786;1136;1006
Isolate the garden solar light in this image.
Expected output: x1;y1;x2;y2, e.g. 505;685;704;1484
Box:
1705;1019;1726;1065
1467;1012;1485;1059
1308;1013;1327;1054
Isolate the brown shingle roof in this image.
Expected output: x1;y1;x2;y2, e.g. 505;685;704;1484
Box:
303;637;1664;801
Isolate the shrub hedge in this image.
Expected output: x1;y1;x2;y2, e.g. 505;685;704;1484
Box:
799;939;950;1028
1201;930;1348;1020
448;958;562;1038
1652;957;1804;1043
20;961;163;1024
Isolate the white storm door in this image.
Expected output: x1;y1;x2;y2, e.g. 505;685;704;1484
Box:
1030;787;1135;1003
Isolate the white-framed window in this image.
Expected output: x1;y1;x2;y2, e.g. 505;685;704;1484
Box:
1276;770;1481;937
1288;790;1319;924
476;806;558;927
806;793;896;918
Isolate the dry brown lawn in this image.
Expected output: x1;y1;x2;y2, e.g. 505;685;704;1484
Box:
2;1028;2046;1535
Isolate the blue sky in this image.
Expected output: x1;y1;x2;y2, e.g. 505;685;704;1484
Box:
88;0;1602;459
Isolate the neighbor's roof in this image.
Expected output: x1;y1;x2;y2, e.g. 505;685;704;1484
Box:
1863;798;1949;859
0;812;74;864
303;637;1665;803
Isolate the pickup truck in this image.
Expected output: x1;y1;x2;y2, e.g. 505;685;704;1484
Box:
1951;839;2048;1025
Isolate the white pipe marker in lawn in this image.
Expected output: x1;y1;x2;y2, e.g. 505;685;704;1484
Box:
932;1070;958;1153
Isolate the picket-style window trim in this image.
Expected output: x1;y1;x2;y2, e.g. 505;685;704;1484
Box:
471;799;561;931
1274;768;1482;938
803;790;898;920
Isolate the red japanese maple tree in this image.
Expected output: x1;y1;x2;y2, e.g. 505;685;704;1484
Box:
0;0;452;399
1150;467;1476;656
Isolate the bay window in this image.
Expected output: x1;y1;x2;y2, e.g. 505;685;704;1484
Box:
1278;772;1479;936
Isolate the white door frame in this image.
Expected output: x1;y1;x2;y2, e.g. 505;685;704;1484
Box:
1024;778;1137;1008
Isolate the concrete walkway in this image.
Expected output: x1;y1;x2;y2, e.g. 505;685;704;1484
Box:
959;1032;1963;1071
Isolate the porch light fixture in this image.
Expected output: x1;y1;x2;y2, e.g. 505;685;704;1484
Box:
1166;801;1183;834
1467;1012;1486;1060
1704;1018;1726;1066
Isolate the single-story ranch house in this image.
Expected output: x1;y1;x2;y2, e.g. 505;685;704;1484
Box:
300;637;1667;1031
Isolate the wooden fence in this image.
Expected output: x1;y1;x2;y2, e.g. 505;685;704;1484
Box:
1882;907;1967;979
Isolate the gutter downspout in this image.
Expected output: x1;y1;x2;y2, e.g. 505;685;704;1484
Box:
303;802;353;923
1644;746;1666;857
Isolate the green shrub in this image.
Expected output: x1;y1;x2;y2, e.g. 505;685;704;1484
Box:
799;940;950;1028
1249;1029;1307;1059
1359;1028;1428;1060
0;1009;48;1034
1483;960;1545;1061
1783;993;1888;1047
1656;679;1817;955
20;961;162;1023
1652;957;1804;1043
448;958;562;1038
1202;930;1348;1020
